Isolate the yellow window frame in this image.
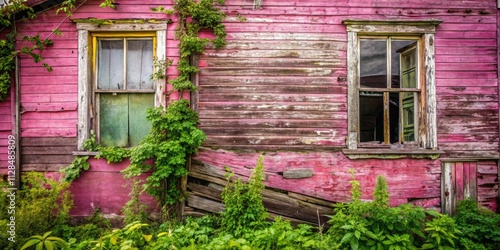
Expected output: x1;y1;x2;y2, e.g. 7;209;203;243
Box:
90;31;157;147
91;31;157;91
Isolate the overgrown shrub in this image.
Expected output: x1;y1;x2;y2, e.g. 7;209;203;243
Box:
454;199;500;250
122;178;155;225
0;172;73;250
326;174;460;250
221;154;269;237
52;208;112;243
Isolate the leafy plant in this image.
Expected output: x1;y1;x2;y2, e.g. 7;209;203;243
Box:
82;130;99;151
326;173;429;250
122;178;155;224
60;156;90;182
95;146;131;163
221;154;269;237
0;172;73;249
88;221;153;250
150;57;173;81
454;199;500;250
152;0;226;97
20;232;68;250
422;210;459;250
52;208;112;243
124;100;206;207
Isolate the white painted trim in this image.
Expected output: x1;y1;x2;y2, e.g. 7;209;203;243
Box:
77;30;90;150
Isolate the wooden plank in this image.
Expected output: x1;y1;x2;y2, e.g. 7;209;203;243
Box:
203;136;345;146
188;182;222;202
21;146;76;155
455;162;464;203
200;93;346;103
346;30;358;150
22;154;74;164
441;162;453;215
199;119;347;129
22;164;69;172
463;162;471;199
469;162;478;202
424;33;437;149
21;137;77;146
154;29;167;108
199;76;336;86
199;103;346;112
198;110;347;120
199;85;346;94
77;29;90;150
187;194;224;213
287;192;335;208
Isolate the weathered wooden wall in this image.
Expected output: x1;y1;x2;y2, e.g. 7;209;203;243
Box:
0;0;498;222
0;92;12;174
187;149;443;224
198;0;499;157
188;0;500;221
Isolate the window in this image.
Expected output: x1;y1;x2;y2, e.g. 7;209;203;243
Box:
93;33;155;147
76;22;167;150
342;20;441;155
358;37;418;144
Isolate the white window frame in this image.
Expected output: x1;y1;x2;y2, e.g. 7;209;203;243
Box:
76;22;167;150
343;19;441;153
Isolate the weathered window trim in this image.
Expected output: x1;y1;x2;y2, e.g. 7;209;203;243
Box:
342;19;441;157
343;148;443;160
76;21;167;150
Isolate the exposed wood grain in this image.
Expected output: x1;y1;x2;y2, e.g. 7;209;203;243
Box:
4;0;499;220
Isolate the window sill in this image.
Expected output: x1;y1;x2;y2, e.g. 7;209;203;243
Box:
342;148;444;160
73;151;99;156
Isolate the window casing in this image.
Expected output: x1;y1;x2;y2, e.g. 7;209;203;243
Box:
343;20;441;154
77;22;167;150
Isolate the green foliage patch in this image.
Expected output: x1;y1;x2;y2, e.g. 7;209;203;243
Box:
221;154;269;237
16;159;500;250
124;100;205;206
0;172;73;250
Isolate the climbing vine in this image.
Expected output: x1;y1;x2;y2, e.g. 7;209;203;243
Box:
123;0;227;211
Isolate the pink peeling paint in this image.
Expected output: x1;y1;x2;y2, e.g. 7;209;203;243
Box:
69;158;158;217
0;0;497;219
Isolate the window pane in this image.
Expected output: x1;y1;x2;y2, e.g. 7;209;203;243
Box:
127;40;154;90
359;91;384;142
128;94;154;146
402;92;416;142
99;93;129;147
98;40;124;90
360;39;387;88
389;92;400;143
391;40;417;88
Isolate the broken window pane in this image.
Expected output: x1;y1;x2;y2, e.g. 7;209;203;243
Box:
389;92;400;143
360;39;387;88
391;40;415;88
359;91;384;142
